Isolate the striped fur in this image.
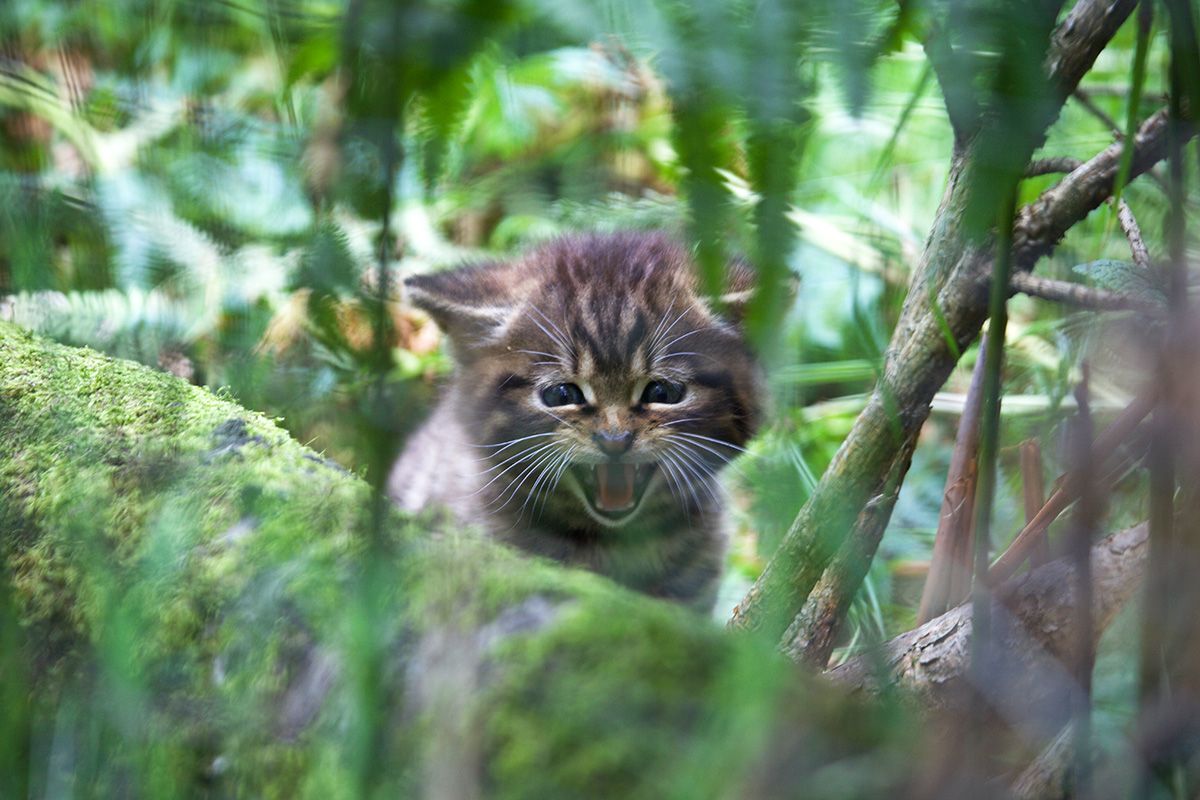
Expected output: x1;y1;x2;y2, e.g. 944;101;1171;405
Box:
389;232;763;611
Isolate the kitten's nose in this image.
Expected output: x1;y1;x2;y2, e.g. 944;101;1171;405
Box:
593;429;634;457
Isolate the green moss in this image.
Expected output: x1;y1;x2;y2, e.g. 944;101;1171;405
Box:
0;323;915;797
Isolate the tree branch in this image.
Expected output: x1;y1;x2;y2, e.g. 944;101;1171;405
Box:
989;389;1155;584
781;435;917;668
1116;198;1152;270
1010;271;1160;312
1012;109;1176;267
827;523;1148;713
916;338;988;625
729;62;1176;645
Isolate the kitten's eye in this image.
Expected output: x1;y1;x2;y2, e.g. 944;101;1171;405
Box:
540;383;586;407
640;380;685;405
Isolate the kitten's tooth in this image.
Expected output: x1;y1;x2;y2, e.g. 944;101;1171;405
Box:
595;463;609;501
594;463;636;511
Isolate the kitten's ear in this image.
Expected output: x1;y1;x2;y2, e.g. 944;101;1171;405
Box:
404;261;519;346
712;259;799;326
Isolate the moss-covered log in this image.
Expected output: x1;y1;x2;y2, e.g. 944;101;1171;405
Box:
0;322;918;798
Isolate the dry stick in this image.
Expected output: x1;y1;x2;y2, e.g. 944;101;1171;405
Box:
829;522;1150;704
1115;198;1152;270
1073;88;1123;137
988;389;1156;585
1020;440;1051;567
916;339;989;626
1010;271;1157;312
1026;156;1084;177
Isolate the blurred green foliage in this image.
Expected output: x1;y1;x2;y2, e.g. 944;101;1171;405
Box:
1;0;1198;794
1;0;1185;642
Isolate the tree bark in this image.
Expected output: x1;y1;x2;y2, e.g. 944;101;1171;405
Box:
827;523;1148;714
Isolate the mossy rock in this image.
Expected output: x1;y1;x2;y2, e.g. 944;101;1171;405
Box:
0;322;912;797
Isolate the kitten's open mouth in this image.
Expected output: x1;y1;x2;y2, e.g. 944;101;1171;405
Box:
570;462;657;521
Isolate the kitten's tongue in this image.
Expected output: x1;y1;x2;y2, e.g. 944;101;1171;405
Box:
594;463;636;511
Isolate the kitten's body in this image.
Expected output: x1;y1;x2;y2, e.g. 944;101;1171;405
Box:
390;232;762;610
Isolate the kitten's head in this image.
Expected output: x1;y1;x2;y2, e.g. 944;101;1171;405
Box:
406;232;765;529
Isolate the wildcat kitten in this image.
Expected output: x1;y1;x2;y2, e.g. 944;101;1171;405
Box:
389;232;762;611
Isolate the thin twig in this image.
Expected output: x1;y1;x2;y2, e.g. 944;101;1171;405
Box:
989;389;1156;585
1025;156;1084;177
1080;86;1167;102
1073;88;1123;137
917;339;988;625
1020;440;1051;567
1009;271;1159;313
1115;198;1152;270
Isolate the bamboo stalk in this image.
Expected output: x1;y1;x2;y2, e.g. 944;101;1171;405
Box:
917;340;988;625
1020;439;1050;567
989;389;1155;584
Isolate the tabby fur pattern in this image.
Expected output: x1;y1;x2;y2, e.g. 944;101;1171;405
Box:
389;232;763;610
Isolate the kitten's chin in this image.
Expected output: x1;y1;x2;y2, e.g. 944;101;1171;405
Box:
566;462;658;527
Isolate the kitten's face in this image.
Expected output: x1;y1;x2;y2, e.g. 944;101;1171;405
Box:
407;233;762;529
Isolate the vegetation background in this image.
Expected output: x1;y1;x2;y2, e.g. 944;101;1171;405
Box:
1;0;1197;797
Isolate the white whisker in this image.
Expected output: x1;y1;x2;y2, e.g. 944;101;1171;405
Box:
472;431;558;451
527;304;574;357
655;452;692;522
657;327;703;354
525;445;577;522
666;434;735;466
668;444;724;507
476;439;559;477
658;449;705;513
649;306;690;353
646;302;679;351
660;417;703;428
672;430;748;454
488;446;564;512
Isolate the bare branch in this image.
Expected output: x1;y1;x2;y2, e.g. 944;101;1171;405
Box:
1046;0;1140;102
917;339;988;625
1020;440;1051;567
1025;156;1084;177
1013;109;1178;267
1010;271;1159;312
989;390;1155;585
730;15;1178;643
828;523;1148;711
1072;88;1122;136
1116;198;1152;270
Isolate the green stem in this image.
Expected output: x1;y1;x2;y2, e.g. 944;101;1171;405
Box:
969;188;1016;680
1114;2;1152;203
